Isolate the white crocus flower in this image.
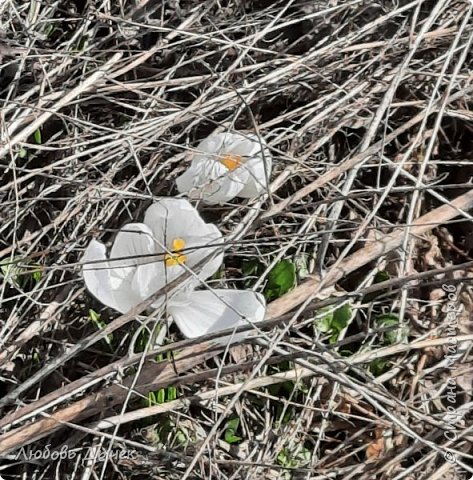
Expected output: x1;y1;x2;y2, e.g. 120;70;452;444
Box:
82;197;266;340
166;289;266;341
176;132;272;205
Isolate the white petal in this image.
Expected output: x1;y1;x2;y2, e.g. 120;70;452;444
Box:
82;240;141;313
141;199;224;293
176;156;245;205
238;142;272;198
175;158;220;191
237;166;269;197
226;132;262;157
82;240;116;309
177;133;270;204
237;181;261;198
168;290;266;342
133;254;205;307
108;222;156;298
132;259;169;302
195;132;228;155
144;198;209;247
210;132;272;199
197;175;246;205
146;224;223;292
185;223;223;285
110;223;156;268
198;132;260;157
175;164;198;194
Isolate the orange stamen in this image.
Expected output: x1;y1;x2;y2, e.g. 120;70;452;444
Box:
164;238;187;267
220;153;242;171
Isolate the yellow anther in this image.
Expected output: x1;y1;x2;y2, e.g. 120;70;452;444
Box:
164;238;187;267
172;238;186;251
165;253;187;267
220;153;242;171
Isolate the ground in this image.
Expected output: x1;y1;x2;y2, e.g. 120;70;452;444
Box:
0;0;473;479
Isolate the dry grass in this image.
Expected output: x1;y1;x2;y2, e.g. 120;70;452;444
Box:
1;0;473;479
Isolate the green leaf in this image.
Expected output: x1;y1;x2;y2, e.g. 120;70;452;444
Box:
19;147;28;158
277;447;311;468
147;391;157;407
294;254;309;279
364;270;391;302
376;313;399;323
242;259;263;287
242;259;261;276
157;388;166;404
0;256;24;288
224;432;242;444
77;36;89;51
0;257;44;288
134;326;150;353
374;270;390;283
88;309;101;323
297;447;311;463
175;429;188;446
34;129;42;144
32;268;42;283
314;303;352;342
44;24;55;38
332;304;352;331
167;386;177;401
277;448;292;467
211;265;224;280
296;381;308;394
370;358;390;376
224;417;242;444
264;260;296;300
375;313;408;344
314;308;334;333
146;386;178;406
88;309;113;347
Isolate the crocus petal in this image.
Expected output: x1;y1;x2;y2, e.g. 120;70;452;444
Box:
176;132;271;204
133;251;218;308
175;162;200;194
176;157;247;205
176;158;225;189
144;198;211;247
237;137;272;198
194;132;227;157
168;289;266;341
137;225;224;296
139;198;224;294
237;157;271;197
82;240;141;313
184;224;224;284
145;198;223;272
132;259;169;304
195;174;246;205
82;240;116;309
225;132;263;157
236;179;263;198
109;223;156;283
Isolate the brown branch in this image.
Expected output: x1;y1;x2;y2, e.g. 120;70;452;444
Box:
267;188;473;319
0;343;216;457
